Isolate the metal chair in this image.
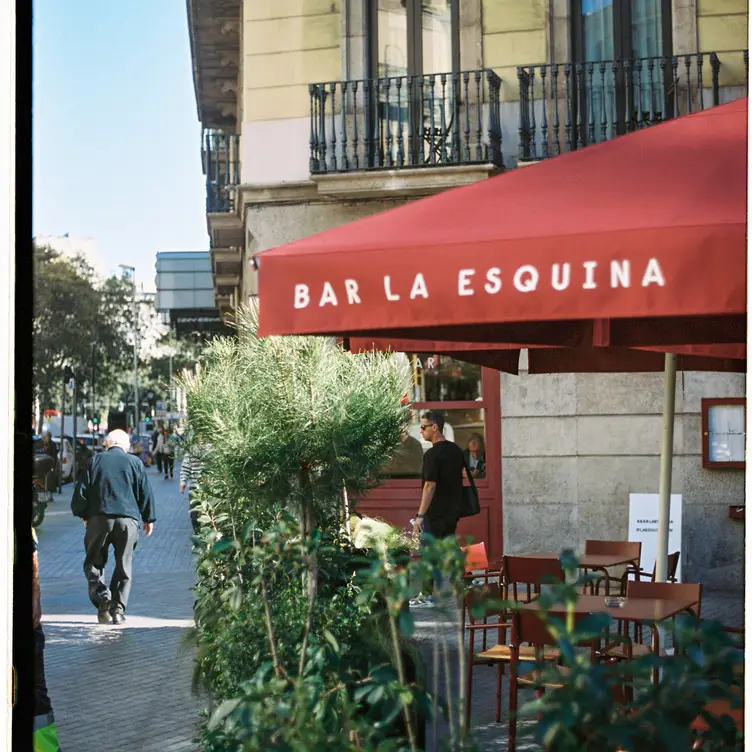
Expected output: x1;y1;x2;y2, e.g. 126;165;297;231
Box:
465;556;564;724
627;551;680;584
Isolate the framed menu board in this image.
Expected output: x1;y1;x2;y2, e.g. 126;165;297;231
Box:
701;398;746;469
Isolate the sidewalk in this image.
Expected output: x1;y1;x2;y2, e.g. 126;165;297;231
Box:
36;465;203;752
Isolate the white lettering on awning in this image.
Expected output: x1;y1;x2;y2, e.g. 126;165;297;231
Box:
642;258;665;287
458;269;476;296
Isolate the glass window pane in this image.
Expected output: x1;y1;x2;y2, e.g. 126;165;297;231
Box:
631;0;663;58
380;407;486;479
408;353;482;402
421;0;453;75
581;0;615;61
708;405;746;463
378;0;408;77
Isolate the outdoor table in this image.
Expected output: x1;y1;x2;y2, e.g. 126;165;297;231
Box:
516;551;640;595
520;593;700;682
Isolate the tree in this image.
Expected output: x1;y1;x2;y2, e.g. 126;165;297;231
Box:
32;245;133;414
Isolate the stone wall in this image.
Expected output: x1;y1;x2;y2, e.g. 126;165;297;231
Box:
501;367;746;591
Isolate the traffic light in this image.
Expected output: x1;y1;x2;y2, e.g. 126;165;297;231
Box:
92;416;99;427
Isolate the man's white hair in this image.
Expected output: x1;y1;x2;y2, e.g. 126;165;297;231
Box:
106;429;131;451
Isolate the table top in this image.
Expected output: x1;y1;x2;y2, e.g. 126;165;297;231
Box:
521;594;699;623
516;551;639;569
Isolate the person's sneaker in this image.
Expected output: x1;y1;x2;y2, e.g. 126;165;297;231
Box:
409;593;435;608
111;611;126;625
97;602;112;625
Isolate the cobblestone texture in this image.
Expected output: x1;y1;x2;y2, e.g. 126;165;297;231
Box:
37;464;204;752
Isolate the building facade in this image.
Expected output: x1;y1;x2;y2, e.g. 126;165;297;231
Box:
187;0;747;587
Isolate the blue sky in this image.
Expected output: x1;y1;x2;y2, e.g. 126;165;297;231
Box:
33;1;208;290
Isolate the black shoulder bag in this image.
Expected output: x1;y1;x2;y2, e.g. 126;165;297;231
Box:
458;455;481;518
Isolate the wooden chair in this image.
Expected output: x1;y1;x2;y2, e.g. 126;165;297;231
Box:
584;540;642;595
465;556;564;723
627;551;680;584
602;580;702;661
506;608;599;752
460;542;502;634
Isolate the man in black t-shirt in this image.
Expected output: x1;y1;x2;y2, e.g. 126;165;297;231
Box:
410;411;464;607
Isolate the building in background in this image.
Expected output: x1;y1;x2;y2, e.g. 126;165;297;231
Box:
186;0;748;587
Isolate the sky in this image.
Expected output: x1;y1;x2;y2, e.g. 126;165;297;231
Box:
32;1;208;292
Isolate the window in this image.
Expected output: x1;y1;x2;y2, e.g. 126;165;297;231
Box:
571;0;672;140
369;0;460;80
702;398;746;470
379;353;488;480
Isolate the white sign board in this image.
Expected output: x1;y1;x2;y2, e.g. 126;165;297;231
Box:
628;494;683;582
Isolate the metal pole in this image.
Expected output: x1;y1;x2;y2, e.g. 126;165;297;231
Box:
59;378;65;493
91;344;96;432
655;353;677;582
72;377;78;481
168;325;173;411
133;279;140;434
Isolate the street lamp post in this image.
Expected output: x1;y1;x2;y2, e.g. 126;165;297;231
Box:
119;265;139;433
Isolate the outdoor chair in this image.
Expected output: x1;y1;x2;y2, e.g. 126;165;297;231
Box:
506;609;599;752
583;539;642;595
600;580;702;662
626;551;680;584
465;556;564;723
460;542;502;635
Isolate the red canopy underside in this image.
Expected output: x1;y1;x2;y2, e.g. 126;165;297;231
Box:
257;98;747;346
349;338;746;374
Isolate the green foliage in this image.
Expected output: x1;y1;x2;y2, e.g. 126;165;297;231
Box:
179;306;410;529
33;245;138;410
180;310;431;751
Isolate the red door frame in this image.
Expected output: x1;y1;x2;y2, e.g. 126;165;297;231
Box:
354;367;503;566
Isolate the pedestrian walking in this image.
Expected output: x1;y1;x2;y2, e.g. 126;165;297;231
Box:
410;410;465;608
157;426;176;480
31;528;62;751
71;429;156;625
179;439;211;533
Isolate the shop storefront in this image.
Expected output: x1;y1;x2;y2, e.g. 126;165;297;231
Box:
356;352;502;564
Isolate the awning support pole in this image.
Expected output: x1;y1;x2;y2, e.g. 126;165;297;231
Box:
655;353;677;582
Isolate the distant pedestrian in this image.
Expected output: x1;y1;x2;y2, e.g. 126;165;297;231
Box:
180;440;211;533
151;425;162;473
410;411;464;607
157;426;176;480
71;429;156;625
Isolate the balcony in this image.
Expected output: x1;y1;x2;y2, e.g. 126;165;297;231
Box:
516;51;748;162
308;70;503;197
202;129;243;248
203;129;240;213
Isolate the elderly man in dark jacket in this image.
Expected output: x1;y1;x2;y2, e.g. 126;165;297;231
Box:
72;429;156;625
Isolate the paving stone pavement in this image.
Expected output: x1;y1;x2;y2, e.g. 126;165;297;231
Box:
36;463;205;752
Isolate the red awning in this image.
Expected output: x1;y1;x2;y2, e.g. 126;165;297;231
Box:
349;338;746;374
257;99;747;345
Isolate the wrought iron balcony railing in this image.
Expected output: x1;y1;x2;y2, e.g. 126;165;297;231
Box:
203;129;240;213
309;69;503;174
516;51;744;162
